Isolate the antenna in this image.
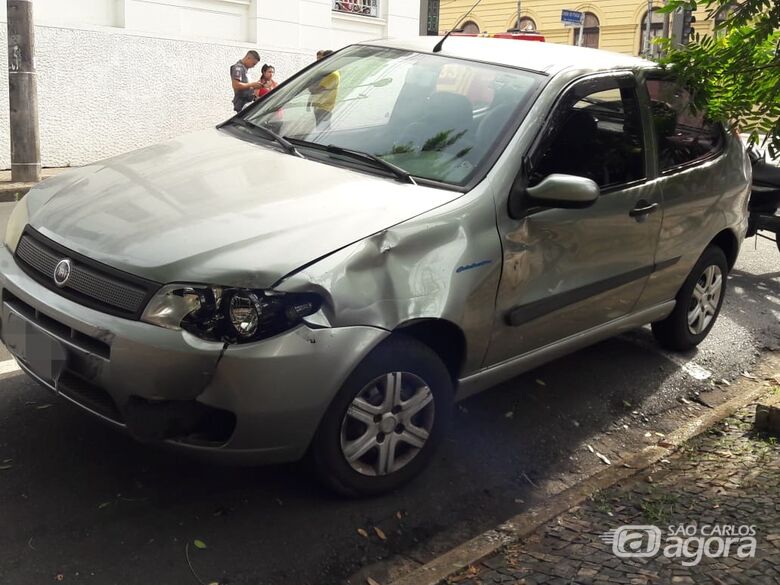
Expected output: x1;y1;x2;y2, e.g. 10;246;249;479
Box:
433;0;484;53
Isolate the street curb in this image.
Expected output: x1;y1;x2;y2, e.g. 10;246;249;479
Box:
388;353;780;585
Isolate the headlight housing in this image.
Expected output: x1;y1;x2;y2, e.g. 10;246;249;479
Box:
4;199;29;253
142;285;321;343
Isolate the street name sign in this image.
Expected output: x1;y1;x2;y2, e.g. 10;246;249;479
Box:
561;9;584;26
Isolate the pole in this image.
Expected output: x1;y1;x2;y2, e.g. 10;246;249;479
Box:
6;0;41;183
516;0;521;28
662;1;670;56
644;0;653;57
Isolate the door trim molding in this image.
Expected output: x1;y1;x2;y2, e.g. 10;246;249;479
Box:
506;256;680;327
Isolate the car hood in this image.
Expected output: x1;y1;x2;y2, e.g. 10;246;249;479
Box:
26;128;460;288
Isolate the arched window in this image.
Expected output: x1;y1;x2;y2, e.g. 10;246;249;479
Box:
714;4;735;38
517;16;537;32
639;9;665;58
573;12;600;48
460;21;480;34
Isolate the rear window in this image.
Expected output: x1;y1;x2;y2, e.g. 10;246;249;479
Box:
646;79;723;172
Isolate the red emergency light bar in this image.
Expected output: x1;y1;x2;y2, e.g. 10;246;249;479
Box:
450;31;545;42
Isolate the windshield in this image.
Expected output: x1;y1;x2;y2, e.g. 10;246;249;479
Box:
241;45;542;186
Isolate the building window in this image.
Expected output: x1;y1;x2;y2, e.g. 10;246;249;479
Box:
460;20;480;34
517;17;537;32
573;12;600;48
639;9;665;58
427;0;440;35
332;0;379;18
714;4;735;38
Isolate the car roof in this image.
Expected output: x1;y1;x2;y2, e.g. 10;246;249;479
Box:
363;36;655;76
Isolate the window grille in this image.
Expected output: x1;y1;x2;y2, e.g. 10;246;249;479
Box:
333;0;379;17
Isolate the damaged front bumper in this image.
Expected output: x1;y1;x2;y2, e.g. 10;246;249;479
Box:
0;244;387;464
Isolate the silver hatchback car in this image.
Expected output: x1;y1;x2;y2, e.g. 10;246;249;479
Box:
1;38;749;495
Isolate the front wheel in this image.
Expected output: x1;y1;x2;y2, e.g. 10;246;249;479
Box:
311;336;452;497
652;246;728;351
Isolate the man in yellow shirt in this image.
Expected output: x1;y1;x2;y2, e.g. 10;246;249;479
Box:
311;50;340;128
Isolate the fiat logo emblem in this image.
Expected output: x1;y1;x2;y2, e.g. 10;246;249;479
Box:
53;258;72;287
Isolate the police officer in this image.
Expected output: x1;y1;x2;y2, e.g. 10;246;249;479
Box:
230;50;263;113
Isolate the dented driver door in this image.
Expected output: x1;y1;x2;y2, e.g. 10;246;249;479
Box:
485;73;662;366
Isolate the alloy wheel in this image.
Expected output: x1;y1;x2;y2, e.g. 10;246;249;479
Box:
687;264;723;335
339;372;435;477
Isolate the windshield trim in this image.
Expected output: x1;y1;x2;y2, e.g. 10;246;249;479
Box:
355;42;552;79
291;141;469;193
217;44;550;192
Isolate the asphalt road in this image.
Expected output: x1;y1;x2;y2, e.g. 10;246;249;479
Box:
0;200;777;585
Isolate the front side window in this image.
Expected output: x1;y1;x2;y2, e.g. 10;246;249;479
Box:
241;46;543;186
530;77;646;190
646;79;723;172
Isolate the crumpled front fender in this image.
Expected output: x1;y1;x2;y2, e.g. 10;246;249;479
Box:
276;182;503;375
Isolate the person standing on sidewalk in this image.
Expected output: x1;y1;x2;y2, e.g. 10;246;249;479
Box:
310;50;340;128
255;64;278;99
230;51;263;113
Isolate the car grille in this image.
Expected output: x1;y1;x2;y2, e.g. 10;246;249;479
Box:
3;290;123;424
14;228;159;319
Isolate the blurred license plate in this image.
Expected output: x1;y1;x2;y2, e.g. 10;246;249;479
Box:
4;312;67;384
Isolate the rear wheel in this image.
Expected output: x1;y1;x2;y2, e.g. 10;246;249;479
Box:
311;336;452;497
652;246;728;351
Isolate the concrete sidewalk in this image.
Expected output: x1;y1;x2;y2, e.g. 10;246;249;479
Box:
445;400;780;585
0;168;69;202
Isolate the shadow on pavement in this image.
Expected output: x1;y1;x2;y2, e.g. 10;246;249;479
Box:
4;243;778;584
0;329;696;585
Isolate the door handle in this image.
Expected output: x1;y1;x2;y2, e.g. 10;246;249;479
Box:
629;201;659;218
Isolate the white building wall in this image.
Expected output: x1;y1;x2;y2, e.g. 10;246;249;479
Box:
0;0;421;169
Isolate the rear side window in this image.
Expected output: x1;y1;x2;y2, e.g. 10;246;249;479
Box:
646;79;723;172
530;77;646;191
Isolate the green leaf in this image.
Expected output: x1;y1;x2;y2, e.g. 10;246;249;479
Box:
193;539;207;550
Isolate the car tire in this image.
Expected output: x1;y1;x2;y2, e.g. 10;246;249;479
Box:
311;335;453;497
651;246;729;351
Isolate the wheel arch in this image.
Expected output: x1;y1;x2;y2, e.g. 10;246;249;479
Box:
709;228;739;270
394;318;467;383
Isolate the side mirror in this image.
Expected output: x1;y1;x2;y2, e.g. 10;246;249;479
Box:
525;174;600;209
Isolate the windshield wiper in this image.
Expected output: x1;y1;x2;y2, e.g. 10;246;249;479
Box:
288;139;417;185
230;118;304;158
